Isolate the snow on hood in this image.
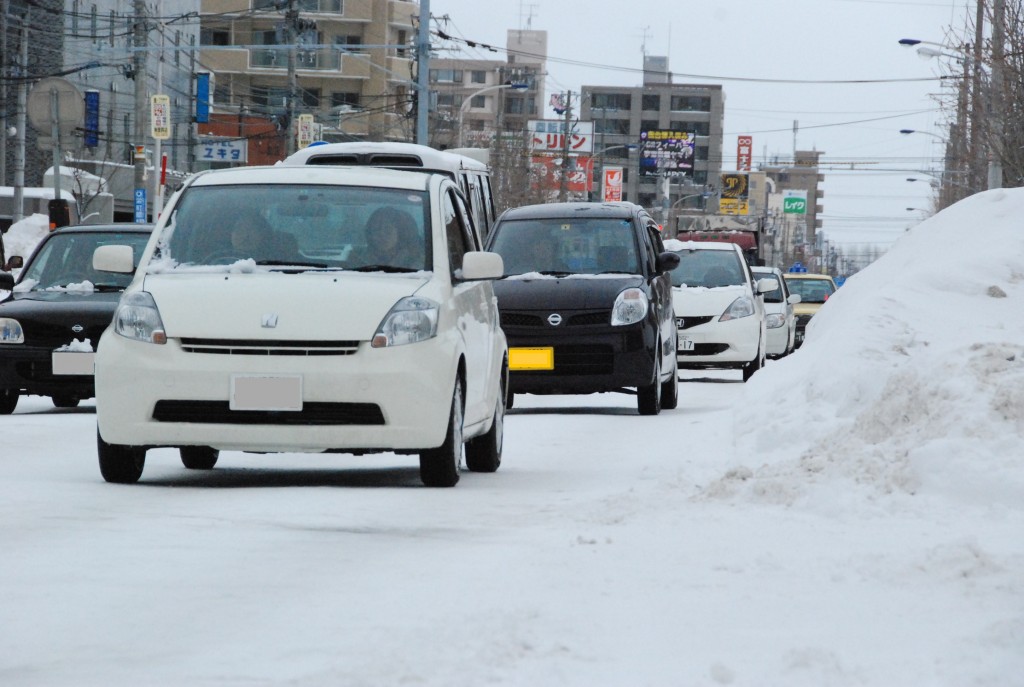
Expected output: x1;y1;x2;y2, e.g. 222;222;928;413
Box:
708;188;1024;510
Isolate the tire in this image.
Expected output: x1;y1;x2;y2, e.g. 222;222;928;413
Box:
52;395;80;408
0;388;18;415
637;351;662;416
97;430;146;484
466;366;505;473
180;446;219;470
660;350;679;410
419;380;463;487
742;340;765;382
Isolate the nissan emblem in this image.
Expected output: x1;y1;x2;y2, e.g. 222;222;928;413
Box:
547;313;563;326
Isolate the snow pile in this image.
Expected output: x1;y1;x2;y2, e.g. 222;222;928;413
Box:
3;213;50;262
710;188;1024;508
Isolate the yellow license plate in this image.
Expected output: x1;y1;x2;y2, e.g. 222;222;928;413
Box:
509;347;554;371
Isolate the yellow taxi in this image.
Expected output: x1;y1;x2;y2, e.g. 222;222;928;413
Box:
781;272;837;348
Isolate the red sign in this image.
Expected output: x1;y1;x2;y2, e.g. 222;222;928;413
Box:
531;155;593;194
602;166;623;202
737;135;753;171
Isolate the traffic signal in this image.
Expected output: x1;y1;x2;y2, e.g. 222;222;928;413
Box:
48;199;71;230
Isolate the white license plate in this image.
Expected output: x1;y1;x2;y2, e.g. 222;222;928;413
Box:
230;375;303;411
678;337;694;352
51;351;95;376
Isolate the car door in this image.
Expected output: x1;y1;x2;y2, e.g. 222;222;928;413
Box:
441;186;495;425
643;216;676;370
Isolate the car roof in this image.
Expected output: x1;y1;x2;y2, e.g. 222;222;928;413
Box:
187;164;436;191
279;142;487;172
665;239;741;252
752;265;781;273
498;201;643;221
783;272;835;280
50;223;154;234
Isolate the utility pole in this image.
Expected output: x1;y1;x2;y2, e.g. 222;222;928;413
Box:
12;15;28;223
285;0;298;156
415;0;431;145
988;0;1005;189
558;90;572;202
970;0;985;193
1;2;8;187
133;0;148;221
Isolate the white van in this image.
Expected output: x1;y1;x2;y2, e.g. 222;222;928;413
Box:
281;142;496;241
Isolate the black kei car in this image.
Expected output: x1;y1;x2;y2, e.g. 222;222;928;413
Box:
0;223;153;413
485;202;680;415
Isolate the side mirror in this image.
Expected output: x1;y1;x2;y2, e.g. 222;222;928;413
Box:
93;245;135;274
788;293;801;304
0;271;14;291
459;251;504;281
7;256;23;270
756;278;779;294
655;251;680;273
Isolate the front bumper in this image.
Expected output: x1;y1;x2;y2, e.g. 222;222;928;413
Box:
0;345;95;399
676;315;760;369
95;331;461;453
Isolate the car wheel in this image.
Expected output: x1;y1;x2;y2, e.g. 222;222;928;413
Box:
742;339;765;382
419;379;463;487
637;352;662;416
51;395;80;408
0;388;18;415
97;430;146;484
466;366;505;473
180;446;219;470
660;349;679;410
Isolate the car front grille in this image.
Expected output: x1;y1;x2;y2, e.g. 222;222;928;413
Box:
179;338;360;356
676;316;715;330
500;311;611;328
796;315;813;327
152;400;385;425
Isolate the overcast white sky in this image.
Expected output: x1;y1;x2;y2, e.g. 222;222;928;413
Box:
431;0;973;257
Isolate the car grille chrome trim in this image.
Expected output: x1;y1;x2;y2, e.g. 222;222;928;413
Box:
500;311;611;328
152;400;385;425
179;338;360;356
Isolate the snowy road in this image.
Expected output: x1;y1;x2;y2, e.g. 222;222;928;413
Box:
2;368;1020;686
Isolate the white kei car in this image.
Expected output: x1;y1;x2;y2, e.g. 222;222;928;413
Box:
93;165;508;487
752;265;800;358
664;240;777;382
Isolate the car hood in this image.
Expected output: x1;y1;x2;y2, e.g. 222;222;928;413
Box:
671;284;748;317
794;302;823;317
492;275;643;310
143;272;430;340
0;290;123;348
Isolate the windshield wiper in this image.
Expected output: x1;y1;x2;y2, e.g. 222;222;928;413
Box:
349;264;420;273
593;270;635;275
537;270;573;277
91;284;127;292
256;260;329;269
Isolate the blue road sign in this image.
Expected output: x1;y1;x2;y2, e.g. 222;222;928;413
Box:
134;188;147;223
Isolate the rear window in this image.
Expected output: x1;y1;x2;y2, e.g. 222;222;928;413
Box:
785;277;835;304
487;217;641;276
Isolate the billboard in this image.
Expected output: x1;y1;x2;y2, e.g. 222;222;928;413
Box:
783;189;808;214
737;135;752;171
719;172;750;215
639;130;695;178
602;166;623;202
150;94;170;140
531;155;593;195
529;119;594;154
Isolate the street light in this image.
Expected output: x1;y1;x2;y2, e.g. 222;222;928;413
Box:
899;128;945;142
457;82;528;147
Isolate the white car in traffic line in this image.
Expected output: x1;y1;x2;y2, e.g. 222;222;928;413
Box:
665;240;777;382
92;165;508;487
752;265;800;358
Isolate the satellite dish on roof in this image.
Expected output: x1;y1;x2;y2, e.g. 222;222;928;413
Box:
27;77;84;138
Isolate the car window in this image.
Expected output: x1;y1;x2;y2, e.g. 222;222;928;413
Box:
488;217;641;276
755;272;784;303
668;248;746;288
442;189;474;275
784;277;835;303
18;232;151;290
161;184;430;272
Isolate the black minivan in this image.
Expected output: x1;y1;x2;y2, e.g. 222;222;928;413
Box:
485;202;679;415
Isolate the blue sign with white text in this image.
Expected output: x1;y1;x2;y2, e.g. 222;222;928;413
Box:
134;188;147;223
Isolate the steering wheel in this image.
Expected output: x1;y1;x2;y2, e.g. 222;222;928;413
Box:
205;250;249;265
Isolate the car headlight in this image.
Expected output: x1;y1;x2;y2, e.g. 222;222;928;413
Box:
765;313;786;329
372;296;439;347
0;318;24;344
114;292;166;344
719;295;755;322
611;287;649;326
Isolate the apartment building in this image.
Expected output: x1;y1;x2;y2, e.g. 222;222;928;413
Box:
582;56;725;225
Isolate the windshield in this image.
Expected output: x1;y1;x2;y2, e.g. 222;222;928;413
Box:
159;184;431;272
18;231;151;291
785;277;835;304
668;248;746;288
487;217;640;276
